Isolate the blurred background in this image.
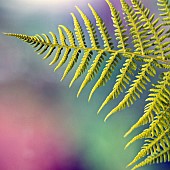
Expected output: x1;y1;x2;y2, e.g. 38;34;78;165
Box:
0;0;170;170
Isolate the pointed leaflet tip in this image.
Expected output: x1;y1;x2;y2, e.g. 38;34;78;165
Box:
97;102;105;114
124;127;134;138
88;92;93;102
104;116;108;122
124;143;130;150
76;91;80;98
2;32;7;35
60;75;65;82
97;106;102;114
70;13;74;17
104;109;115;121
77;87;82;98
88;93;92;102
75;6;80;12
69;84;72;88
88;83;98;102
69;78;75;88
75;6;78;9
124;131;130;138
2;32;13;36
87;3;92;8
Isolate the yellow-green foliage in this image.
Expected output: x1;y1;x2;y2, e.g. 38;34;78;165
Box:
3;0;170;169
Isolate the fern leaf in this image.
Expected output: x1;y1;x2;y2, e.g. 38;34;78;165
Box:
106;0;129;52
157;0;170;25
69;50;92;87
53;25;79;79
54;48;71;71
127;127;170;168
3;1;170;170
120;0;147;55
34;34;46;52
125;71;170;136
88;0;131;100
105;59;155;121
132;146;170;170
61;49;80;81
88;3;113;50
49;46;63;65
132;0;169;60
71;13;86;48
125;108;169;148
49;31;58;45
77;50;105;97
42;32;58;60
59;25;76;46
89;52;119;101
43;46;55;60
37;34;51;54
58;27;66;46
75;6;99;49
98;55;137;113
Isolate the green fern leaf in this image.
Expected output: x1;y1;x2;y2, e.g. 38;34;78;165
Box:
98;55;137;113
61;48;80;81
132;146;170;170
89;52;119;101
70;13;86;48
69;50;92;87
104;59;156;121
125;107;170;149
88;3;114;50
157;0;170;25
75;6;99;49
3;0;170;169
127;127;170;168
132;0;169;60
125;71;170;137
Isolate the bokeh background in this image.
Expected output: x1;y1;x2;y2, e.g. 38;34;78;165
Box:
0;0;170;170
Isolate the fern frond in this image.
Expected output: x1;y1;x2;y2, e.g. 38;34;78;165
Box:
52;27;71;71
88;3;114;50
34;34;46;52
104;59;156;121
157;0;170;25
132;146;170;170
89;52;119;101
77;50;105;97
132;0;170;60
125;71;170;136
3;1;170;170
70;13;86;48
120;0;147;55
49;46;62;65
88;0;132;100
69;50;92;87
49;31;58;45
58;25;80;81
54;48;71;71
59;25;76;46
125;107;170;149
106;0;129;52
127;127;170;168
75;6;99;49
43;32;56;59
61;49;80;81
98;55;137;113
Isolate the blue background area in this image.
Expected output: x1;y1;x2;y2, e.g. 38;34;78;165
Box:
0;0;169;170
